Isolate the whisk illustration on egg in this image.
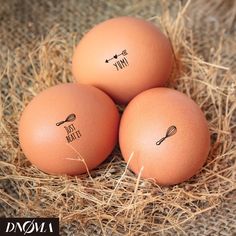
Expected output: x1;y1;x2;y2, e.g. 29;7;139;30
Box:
156;125;177;145
56;113;76;126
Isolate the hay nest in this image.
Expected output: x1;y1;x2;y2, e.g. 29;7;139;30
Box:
1;1;236;235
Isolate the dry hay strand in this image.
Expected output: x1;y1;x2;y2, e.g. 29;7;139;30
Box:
0;2;236;235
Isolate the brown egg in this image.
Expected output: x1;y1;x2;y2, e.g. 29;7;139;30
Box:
72;16;173;104
19;83;120;175
119;88;210;185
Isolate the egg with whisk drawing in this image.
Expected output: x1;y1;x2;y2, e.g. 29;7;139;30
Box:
119;88;210;185
19;83;120;175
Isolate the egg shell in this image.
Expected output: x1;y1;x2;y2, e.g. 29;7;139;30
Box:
72;16;173;104
119;88;210;185
19;83;120;175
